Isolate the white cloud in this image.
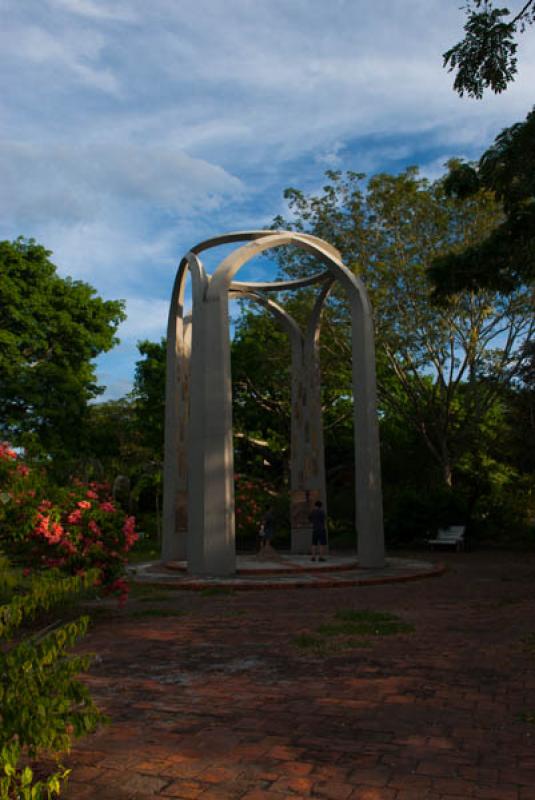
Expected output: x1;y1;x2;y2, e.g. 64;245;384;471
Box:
0;141;242;226
1;24;121;94
117;298;169;341
47;0;137;22
2;0;535;397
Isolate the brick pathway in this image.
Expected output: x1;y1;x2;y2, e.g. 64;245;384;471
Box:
65;551;535;800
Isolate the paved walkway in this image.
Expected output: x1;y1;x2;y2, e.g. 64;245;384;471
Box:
66;551;535;800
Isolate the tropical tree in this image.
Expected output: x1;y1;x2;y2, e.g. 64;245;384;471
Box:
0;237;125;465
271;168;533;492
430;108;535;295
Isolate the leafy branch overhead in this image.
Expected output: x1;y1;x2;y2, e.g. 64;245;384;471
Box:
444;0;535;98
430;107;535;294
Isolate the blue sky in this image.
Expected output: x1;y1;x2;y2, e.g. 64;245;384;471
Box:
2;0;534;399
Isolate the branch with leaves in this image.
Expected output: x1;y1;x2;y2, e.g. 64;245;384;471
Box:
444;0;535;98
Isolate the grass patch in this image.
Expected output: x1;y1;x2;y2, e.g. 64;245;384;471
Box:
295;608;413;656
128;608;184;619
295;632;371;655
128;583;180;600
200;587;235;597
318;609;414;637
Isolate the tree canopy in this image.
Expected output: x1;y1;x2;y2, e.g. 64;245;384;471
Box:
430;108;535;295
444;0;535;98
0;237;125;461
270;168;533;503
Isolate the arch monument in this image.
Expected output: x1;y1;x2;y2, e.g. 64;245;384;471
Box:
161;230;385;575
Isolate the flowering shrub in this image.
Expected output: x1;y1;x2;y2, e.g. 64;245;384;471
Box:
234;474;275;542
0;443;138;605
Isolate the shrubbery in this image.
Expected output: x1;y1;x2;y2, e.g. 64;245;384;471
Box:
0;554;105;799
0;443;138;605
0;442;138;796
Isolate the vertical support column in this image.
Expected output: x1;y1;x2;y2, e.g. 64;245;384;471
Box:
289;335;310;553
291;283;331;553
351;295;385;568
187;285;236;576
162;277;190;561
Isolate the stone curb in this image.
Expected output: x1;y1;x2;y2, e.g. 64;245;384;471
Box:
128;560;447;591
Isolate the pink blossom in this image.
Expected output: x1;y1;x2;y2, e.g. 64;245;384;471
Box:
0;443;17;460
88;519;101;537
86;490;98;500
77;500;91;510
67;509;83;524
122;515;138;549
99;501;115;512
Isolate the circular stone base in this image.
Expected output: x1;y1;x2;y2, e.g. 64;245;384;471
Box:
128;553;445;591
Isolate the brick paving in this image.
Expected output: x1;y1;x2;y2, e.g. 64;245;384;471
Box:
64;551;535;799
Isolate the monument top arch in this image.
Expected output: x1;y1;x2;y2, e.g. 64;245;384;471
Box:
162;230;385;576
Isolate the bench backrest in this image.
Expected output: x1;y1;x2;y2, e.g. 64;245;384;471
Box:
437;526;465;541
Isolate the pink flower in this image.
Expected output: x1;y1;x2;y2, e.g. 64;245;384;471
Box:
99;501;115;512
67;509;83;525
77;500;91;510
88;519;101;537
122;516;138;549
0;443;17;460
86;490;98;500
17;464;30;477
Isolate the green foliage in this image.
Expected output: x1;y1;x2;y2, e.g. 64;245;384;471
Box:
444;0;535;98
270;168;533;541
295;609;413;655
431;109;535;294
0;444;138;604
0;556;104;799
0;237;125;466
319;609;414;637
133;339;166;457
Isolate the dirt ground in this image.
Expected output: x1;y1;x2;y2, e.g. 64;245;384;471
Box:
63;550;535;800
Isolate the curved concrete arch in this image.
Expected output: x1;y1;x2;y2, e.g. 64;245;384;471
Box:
229;271;331;293
163;230;384;574
188;229;342;262
161;252;207;561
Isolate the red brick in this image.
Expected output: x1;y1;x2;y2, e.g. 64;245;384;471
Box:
268;745;304;761
271;775;315;794
161;780;204;798
313;780;354;800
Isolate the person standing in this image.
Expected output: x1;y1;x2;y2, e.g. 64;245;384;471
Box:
309;500;327;561
260;506;275;551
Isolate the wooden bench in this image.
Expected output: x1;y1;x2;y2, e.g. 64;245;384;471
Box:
427;525;465;551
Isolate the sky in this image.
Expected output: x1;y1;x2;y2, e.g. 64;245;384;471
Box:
2;0;534;399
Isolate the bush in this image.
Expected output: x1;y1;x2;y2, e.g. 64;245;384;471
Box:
0;443;139;605
0;553;104;799
384;485;468;547
234;474;280;549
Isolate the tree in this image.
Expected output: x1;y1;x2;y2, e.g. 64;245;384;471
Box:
271;168;533;493
444;0;535;98
430;109;535;294
132;339;166;458
0;238;125;462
